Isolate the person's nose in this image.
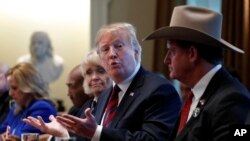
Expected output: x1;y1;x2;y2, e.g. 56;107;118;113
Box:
164;51;171;65
108;46;117;58
91;71;99;80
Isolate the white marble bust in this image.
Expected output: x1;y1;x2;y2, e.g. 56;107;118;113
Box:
17;31;64;84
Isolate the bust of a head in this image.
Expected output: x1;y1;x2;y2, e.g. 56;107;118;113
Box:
30;31;53;63
17;31;64;84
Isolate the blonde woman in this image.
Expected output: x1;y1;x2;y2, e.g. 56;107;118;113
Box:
0;63;57;141
23;50;112;140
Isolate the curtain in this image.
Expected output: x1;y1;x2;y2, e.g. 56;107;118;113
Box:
222;0;250;90
153;0;186;78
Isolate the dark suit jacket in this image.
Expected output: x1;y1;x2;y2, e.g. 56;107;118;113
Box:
68;106;81;117
77;98;97;118
95;67;182;141
69;99;96;141
173;68;250;141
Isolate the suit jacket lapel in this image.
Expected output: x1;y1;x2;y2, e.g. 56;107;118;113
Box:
109;67;145;127
176;68;226;140
95;86;113;124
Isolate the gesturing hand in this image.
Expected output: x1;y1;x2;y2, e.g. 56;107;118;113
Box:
23;115;69;138
56;108;97;139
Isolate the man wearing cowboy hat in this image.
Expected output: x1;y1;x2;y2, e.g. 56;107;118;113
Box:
144;5;250;141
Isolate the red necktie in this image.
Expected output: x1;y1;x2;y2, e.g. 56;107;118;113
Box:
103;85;121;127
178;92;193;133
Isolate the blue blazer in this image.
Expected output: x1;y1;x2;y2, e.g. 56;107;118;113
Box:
95;67;182;141
0;100;57;138
173;68;250;141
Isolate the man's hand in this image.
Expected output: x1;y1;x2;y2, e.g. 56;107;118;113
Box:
23;115;69;137
56;108;97;139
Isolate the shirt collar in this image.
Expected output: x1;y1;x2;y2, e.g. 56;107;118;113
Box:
192;64;222;100
114;64;140;93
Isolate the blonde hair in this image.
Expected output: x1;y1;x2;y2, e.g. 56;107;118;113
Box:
7;63;55;114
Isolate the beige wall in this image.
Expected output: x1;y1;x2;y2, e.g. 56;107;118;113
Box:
107;0;156;70
0;0;90;111
0;0;156;111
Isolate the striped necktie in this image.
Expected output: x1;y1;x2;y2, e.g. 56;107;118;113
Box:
103;85;121;127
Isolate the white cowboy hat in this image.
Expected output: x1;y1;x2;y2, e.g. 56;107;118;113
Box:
143;5;244;53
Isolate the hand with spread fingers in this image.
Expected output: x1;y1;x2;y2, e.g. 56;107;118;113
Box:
23;115;69;138
56;108;97;139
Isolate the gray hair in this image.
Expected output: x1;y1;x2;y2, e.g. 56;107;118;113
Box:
80;49;102;94
80;49;102;76
80;49;112;95
95;22;142;63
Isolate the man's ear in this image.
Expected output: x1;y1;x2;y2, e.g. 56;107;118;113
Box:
188;46;198;63
134;47;139;58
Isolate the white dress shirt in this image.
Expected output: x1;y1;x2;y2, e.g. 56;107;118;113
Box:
188;64;222;121
92;64;140;141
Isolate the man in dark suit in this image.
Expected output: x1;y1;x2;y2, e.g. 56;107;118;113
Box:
144;5;250;141
54;23;182;141
66;64;91;117
66;64;91;141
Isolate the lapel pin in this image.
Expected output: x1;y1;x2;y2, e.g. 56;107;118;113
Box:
199;99;206;106
129;92;134;96
192;107;200;118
